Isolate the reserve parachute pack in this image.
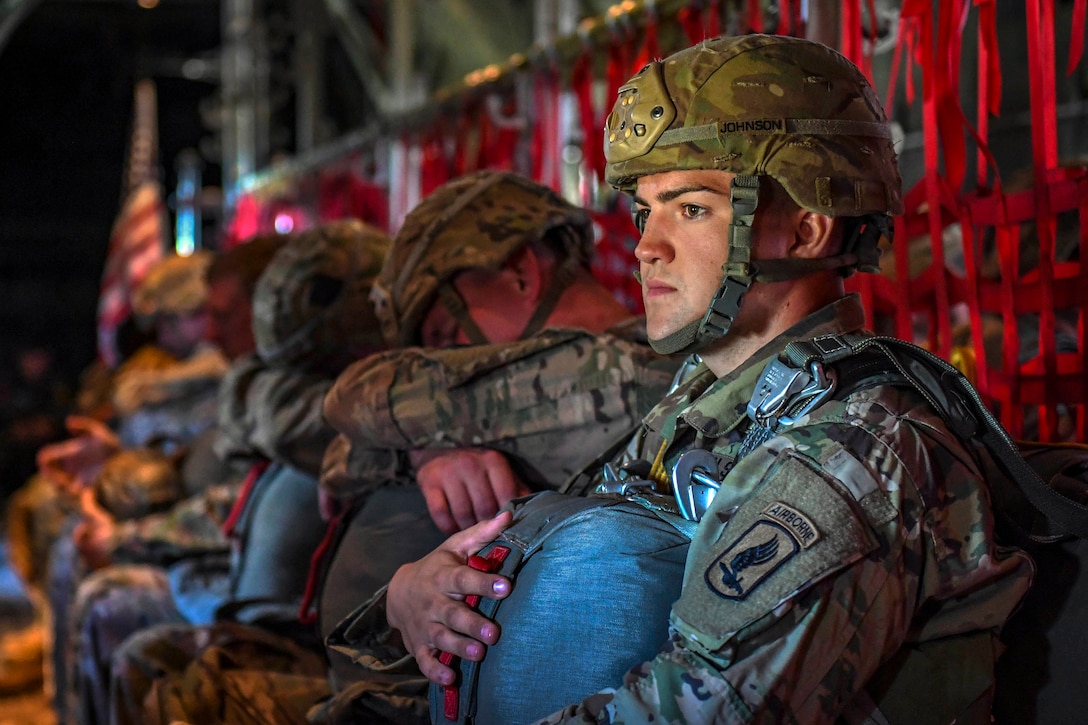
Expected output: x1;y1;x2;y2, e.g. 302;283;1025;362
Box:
431;491;692;725
432;332;1088;725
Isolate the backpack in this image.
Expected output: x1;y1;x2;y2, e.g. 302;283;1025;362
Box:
748;335;1088;724
434;333;1088;724
989;442;1088;724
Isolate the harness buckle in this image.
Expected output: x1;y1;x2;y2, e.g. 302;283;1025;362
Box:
747;358;837;429
670;448;726;522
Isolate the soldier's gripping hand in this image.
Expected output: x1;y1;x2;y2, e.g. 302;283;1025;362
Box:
410;448;531;534
37;414;120;496
73;487;117;570
387;510;513;687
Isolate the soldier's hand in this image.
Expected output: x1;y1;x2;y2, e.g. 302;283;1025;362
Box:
410;448;531;534
387;510;513;687
73;487;117;570
37;415;120;496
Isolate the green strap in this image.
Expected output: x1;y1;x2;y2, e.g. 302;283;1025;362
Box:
437;285;489;345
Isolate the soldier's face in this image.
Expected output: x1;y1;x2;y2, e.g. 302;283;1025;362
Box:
633;170;739;341
632;169;795;344
419;265;532;348
156;309;208;359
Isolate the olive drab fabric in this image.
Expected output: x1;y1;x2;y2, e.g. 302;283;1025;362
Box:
130;252;212;324
535;295;1033;724
320;318;679;501
213;354;336;477
252;219;390;371
93;448;182;521
604;34;903;222
369;171;595;347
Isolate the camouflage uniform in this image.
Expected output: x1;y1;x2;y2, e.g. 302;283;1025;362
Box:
318;318;678;641
537;295;1033;724
116;251;228;452
101;221;390;725
324;36;1034;724
60;480;241;725
214;353;337;478
308;172;680;723
321;317;674;501
527;35;1032;723
45;254;229;725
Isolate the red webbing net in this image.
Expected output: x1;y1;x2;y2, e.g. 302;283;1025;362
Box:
224;0;1087;441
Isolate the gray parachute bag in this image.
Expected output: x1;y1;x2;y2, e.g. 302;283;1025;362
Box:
431;491;692;725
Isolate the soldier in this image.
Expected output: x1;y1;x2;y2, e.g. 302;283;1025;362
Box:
317;171;679;646
69;221;389;725
50;237;288;725
383;35;1035;723
113;171;681;725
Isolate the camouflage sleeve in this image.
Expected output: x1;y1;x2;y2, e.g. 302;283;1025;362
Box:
318;433;404;501
109;481;241;565
540;392;1032;724
216;356;335;477
325;329;678;455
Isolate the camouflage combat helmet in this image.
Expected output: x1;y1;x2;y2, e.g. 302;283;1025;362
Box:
131;252;212;325
604;34;904;354
94;448;181;521
252;220;391;370
370;171;595;347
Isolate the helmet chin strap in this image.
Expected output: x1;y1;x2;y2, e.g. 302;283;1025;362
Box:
437;249;583;346
649;175;760;355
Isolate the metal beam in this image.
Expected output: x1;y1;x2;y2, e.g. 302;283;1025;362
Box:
321;0;393;113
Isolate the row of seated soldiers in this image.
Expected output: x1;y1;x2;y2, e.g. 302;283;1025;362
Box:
6;169;682;725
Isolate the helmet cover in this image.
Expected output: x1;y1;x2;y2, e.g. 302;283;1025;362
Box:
370;171;594;347
253;220;391;369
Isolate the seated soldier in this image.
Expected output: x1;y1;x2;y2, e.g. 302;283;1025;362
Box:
49;237;286;725
67;221;389;725
111;171;681;725
376;35;1035;724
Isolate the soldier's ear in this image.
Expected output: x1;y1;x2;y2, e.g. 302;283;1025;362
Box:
790;210;837;259
503;246;544;303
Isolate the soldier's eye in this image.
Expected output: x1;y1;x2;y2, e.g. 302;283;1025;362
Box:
682;204;705;218
632;208;649;234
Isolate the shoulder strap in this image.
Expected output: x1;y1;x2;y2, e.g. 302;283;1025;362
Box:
784;334;1088;541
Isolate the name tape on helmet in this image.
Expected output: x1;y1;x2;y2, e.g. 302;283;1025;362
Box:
658;118;893;147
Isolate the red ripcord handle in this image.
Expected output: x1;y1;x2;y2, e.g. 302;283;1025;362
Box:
440;546;512;721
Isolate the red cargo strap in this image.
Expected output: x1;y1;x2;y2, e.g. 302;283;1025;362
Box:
571;50;601;184
297;510;344;625
441;545;512;722
221;459;270;539
1069;0;1086;76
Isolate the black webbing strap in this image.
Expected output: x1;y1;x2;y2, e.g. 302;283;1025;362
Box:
786;334;1088;540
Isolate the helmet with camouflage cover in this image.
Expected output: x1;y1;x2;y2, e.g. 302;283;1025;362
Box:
132;252;212;326
604;33;903;354
252;220;391;370
370;171;595;347
94;448;181;521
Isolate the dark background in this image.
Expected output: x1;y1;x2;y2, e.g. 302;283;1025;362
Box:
0;2;221;386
